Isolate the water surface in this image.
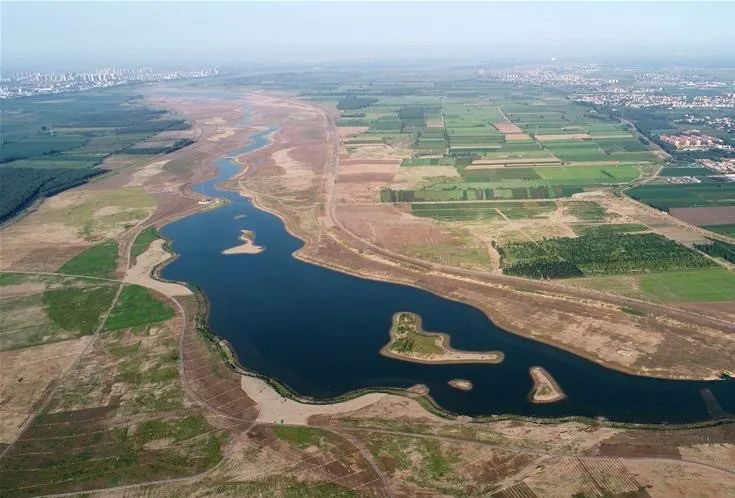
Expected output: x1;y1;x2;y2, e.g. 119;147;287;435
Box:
162;127;735;424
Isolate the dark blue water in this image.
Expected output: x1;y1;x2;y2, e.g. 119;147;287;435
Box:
161;127;735;424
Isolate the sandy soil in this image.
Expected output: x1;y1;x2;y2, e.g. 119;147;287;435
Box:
125;239;192;296
240;375;386;425
222;230;264;255
0;337;92;443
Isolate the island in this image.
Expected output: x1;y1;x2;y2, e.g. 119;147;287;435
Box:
222;230;263;255
380;312;504;365
528;367;566;404
448;379;474;391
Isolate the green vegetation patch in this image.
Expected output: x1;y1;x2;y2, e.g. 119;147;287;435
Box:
43;284;117;334
499;233;713;279
131;226;161;262
388;312;442;356
639;268;735;302
58;240;119;278
104;284;174;330
627;183;735;209
412;201;555;221
704;224;735;237
572;224;649;236
694;238;735;264
659;167;714;177
135;415;211;445
271;426;323;449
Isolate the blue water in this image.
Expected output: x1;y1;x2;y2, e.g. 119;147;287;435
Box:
161;127;735;424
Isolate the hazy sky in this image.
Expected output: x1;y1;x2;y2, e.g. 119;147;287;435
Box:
2;1;735;72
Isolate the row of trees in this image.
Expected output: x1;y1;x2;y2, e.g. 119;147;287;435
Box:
695;239;735;264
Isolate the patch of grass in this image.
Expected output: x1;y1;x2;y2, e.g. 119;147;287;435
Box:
421;439;454;480
272;426;323;449
572;224;649;236
43;284;117;334
704;224;735;237
0;273;25;286
134;415;210;444
639;268;735;302
131;226;160;262
58;240;119;278
104;284;174;330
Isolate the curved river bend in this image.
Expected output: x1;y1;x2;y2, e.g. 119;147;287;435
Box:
162;126;735;424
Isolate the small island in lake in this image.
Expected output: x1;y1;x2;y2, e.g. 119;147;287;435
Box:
448;379;473;391
528;367;566;404
380;312;503;365
222;230;263;255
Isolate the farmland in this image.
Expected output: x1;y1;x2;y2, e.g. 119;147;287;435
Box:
498;233;713;279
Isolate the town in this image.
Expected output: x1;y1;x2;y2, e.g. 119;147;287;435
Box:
0;66;219;99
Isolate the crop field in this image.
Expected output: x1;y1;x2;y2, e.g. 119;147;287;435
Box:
639;268;735;302
498;233;713;279
411;200;556;221
704;224;735;237
627;183;735;209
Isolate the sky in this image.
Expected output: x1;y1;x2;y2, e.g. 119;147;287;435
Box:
2;1;735;72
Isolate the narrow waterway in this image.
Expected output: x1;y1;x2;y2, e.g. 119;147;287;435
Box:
161;126;735;423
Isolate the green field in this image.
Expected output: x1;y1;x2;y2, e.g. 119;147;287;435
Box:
627;183;735;209
105;284;174;330
58;240;119;278
412;201;556;221
639;268;735;301
704;224;735;237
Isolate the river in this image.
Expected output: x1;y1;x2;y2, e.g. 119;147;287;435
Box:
161;125;735;424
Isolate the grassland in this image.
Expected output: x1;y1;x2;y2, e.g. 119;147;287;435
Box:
104;284;174;330
704;224;735;237
58;239;119;278
627;183;735;209
0;273;120;351
639;268;735;302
